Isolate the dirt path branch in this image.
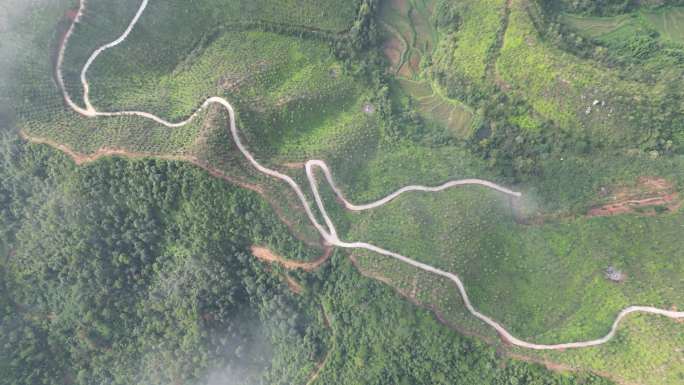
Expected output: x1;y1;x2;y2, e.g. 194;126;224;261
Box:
251;245;332;271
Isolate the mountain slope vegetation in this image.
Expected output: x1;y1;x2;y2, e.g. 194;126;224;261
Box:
2;0;683;384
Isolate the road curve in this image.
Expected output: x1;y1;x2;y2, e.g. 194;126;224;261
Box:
55;0;684;350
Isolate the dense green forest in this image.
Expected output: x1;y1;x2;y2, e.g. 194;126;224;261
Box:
0;133;614;385
0;130;325;385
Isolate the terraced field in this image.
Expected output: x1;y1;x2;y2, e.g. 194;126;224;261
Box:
563;6;684;44
379;0;475;138
561;13;633;38
379;0;436;79
646;6;684;43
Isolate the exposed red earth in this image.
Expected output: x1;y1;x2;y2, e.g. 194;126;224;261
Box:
588;177;680;217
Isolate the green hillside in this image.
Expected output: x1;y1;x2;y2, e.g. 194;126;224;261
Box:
2;0;683;384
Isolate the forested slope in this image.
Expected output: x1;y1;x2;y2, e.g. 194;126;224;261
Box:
0;137;616;385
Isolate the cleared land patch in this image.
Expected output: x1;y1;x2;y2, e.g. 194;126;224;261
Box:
251;245;332;271
588;176;680;217
561;13;633;38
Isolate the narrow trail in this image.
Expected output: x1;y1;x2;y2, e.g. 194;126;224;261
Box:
305;305;335;385
55;0;683;351
251;245;332;272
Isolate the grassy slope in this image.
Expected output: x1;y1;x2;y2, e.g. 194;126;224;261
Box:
14;0;203;155
86;28;367;158
328;122;684;384
349;241;683;385
347;186;683;337
321;2;684;378
61;0;358;104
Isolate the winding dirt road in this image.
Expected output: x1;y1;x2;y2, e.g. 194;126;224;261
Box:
251;245;332;272
55;0;683;351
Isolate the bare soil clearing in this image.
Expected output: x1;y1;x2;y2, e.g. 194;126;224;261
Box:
588;177;680;217
512;176;681;224
383;37;404;71
283;275;303;294
282;162;305;169
251;245;332;271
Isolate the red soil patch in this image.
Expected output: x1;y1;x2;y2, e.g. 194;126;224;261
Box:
381;27;405;73
282;162;305;169
515;176;681;225
251;245;332;272
65;9;79;21
397;61;413;78
408;51;422;74
383;40;403;70
250;245;334;294
283;274;304;294
19;130;266;190
20;130;188;165
587;177;680;217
